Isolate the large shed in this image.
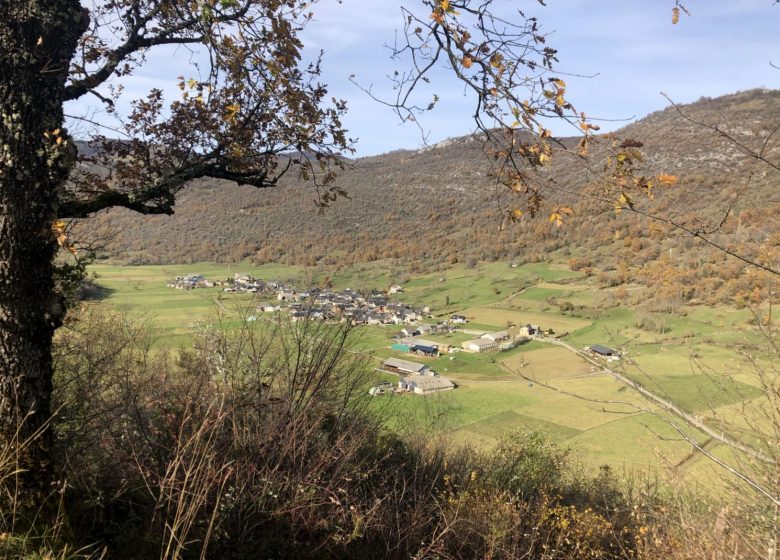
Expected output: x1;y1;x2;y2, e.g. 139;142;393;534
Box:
399;375;454;395
383;358;431;375
462;338;498;353
590;344;617;357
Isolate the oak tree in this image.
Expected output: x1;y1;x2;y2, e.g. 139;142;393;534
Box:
0;0;351;496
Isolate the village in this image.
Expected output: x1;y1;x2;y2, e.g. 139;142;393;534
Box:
169;272;438;325
168;272;621;398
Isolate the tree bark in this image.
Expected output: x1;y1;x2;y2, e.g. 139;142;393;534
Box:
0;0;86;499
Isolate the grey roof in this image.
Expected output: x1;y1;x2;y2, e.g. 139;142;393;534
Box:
383;358;429;373
482;331;509;340
403;375;454;391
406;338;442;348
466;338;497;348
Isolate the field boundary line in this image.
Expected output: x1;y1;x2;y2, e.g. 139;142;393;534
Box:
539;337;776;465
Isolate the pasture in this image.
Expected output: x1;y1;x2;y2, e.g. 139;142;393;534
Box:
88;260;769;480
461;305;593;334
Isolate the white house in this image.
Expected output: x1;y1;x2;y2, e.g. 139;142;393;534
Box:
518;324;541;337
389;284;404;294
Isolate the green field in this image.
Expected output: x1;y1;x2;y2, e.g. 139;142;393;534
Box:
87;260;770;480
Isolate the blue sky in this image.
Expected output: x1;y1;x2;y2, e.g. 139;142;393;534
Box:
67;1;780;156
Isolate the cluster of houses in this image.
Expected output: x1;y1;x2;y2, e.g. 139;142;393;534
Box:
377;358;455;395
167;273;433;326
228;273;279;293
167;274;214;290
284;290;430;326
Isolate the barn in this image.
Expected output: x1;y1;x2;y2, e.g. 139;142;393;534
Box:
383;358;431;376
590;344;617;357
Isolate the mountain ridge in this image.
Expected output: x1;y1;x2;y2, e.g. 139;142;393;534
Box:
80;88;779;305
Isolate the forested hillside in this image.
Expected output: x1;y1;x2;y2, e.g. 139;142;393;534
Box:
85;89;780;307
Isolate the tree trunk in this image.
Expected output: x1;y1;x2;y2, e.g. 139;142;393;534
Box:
0;0;86;500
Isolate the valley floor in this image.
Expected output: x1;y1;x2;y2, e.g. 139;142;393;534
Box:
88;259;772;489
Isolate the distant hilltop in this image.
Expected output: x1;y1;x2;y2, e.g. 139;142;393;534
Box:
85;89;779;303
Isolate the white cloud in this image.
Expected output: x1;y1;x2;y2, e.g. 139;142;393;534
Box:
67;0;780;155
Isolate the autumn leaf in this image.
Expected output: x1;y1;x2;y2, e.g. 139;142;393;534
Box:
579;121;600;132
224;103;241;122
657;173;678;186
52;220;77;256
672;6;680;24
578;136;589;157
461;55;473;68
439;0;459;14
548;206;573;228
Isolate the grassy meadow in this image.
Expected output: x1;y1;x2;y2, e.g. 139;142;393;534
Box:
87;259;770;482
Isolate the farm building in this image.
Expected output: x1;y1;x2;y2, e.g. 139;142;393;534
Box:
390;343;410;353
403;337;451;354
590;344;617;357
399;375;454;395
383;358;431;376
450;314;467;323
412;344;439;357
462;338;498;353
482;331;510;342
